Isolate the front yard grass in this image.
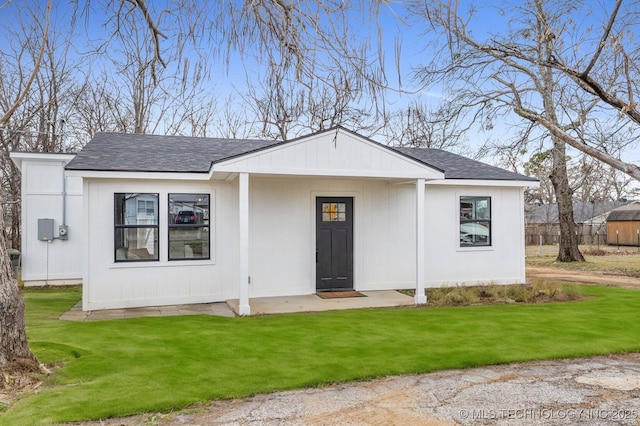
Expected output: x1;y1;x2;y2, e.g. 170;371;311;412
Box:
2;284;640;424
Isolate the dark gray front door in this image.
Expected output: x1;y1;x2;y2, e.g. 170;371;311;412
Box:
316;197;354;291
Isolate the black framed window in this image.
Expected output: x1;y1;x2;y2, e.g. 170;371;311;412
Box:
460;196;491;247
114;193;159;262
168;193;210;260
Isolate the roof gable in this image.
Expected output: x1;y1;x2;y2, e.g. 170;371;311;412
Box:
212;128;444;179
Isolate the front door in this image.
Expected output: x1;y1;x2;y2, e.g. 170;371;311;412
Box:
316;197;354;291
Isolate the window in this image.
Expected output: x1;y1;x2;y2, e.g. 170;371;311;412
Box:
168;193;210;260
322;202;346;222
115;193;159;261
137;200;155;215
460;196;491;247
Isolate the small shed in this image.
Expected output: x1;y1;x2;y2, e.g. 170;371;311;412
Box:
606;202;640;246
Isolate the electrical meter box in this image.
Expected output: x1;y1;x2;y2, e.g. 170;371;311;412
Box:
58;225;69;240
38;218;55;241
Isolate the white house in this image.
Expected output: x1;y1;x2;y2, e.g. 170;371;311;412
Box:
14;127;537;314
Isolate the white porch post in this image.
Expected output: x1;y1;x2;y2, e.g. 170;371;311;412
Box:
238;172;251;315
415;178;427;304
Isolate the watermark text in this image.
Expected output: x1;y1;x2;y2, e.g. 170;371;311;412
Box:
458;408;639;421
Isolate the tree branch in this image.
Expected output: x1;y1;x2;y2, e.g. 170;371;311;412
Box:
581;0;622;77
0;0;51;127
509;85;640;181
124;0;168;84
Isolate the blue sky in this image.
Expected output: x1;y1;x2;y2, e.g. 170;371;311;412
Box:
1;0;638;171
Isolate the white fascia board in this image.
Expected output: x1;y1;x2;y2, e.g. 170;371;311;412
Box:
65;170;212;181
10;152;76;169
426;179;539;188
213;166;443;180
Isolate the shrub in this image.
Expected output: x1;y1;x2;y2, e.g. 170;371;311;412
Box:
441;287;479;306
583;248;606;256
506;285;529;303
562;283;583;300
422;281;583;307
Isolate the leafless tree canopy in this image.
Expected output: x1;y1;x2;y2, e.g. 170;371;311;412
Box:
403;0;640;260
409;0;640;181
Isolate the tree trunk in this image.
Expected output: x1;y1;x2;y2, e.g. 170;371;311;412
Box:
0;194;38;372
536;16;585;263
549;140;585;262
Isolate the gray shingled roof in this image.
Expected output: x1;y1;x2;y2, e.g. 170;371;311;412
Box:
525;200;634;224
66;130;537;182
607;202;640;221
391;146;536;181
65;133;278;173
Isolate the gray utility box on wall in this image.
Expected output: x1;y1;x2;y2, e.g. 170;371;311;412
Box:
38;218;55;241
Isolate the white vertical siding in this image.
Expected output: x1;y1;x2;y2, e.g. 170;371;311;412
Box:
19;158;83;285
83;178;238;310
82;175;526;310
423;185;526;286
248;177;416;296
214;131;444;179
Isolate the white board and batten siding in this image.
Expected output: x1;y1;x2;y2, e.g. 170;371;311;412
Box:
82;175;417;309
213;131;444;180
82;178;236;310
249;177;417;297
10;153;83;286
82;173;526;310
424;184;526;286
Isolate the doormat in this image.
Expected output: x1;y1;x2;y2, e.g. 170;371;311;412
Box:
316;291;366;299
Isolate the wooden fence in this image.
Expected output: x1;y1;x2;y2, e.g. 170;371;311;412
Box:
525;223;609;246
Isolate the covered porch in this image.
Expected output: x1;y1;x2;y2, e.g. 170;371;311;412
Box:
212;129;442;315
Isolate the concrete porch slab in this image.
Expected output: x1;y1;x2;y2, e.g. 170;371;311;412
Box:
60;301;236;321
59;290;414;321
226;290;414;316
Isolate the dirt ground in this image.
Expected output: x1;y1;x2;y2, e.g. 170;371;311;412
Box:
69;265;640;426
526;265;640;290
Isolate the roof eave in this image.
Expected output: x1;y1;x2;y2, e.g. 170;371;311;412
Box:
427;178;539;188
66;169;212;180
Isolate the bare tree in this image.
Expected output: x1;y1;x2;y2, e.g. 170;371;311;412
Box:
0;0;52;373
243;65;305;141
523;151;556;205
524;148;636;204
213;97;257;140
413;0;640;179
569;156;637;203
383;101;468;150
241;59;381;141
404;0;640;261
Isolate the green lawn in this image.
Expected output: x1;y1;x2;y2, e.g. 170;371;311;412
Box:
2;284;640;424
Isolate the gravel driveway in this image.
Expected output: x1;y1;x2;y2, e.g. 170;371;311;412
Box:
76;354;640;426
